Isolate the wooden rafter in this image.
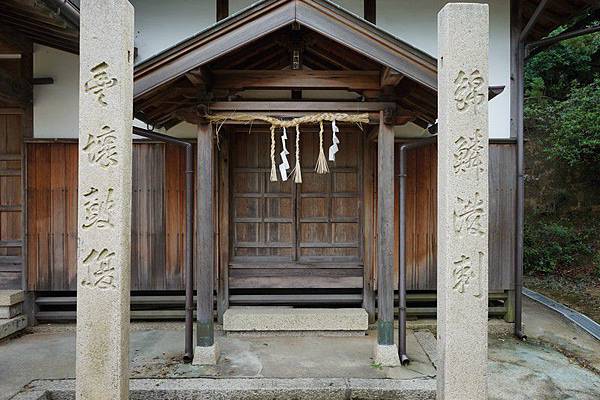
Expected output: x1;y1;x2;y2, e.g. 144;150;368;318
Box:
211;70;381;90
381;68;404;87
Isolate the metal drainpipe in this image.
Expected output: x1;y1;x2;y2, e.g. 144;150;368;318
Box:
514;41;527;341
133;126;195;361
398;135;437;366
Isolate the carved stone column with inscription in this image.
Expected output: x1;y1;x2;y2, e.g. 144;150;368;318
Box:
437;4;489;399
76;1;134;399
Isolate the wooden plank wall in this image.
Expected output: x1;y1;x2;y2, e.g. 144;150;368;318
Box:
26;141;193;291
25;140;515;293
0;112;24;289
0;35;32;290
382;141;515;292
489;143;516;290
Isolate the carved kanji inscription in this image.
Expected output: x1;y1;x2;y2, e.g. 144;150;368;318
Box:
80;248;117;289
82;186;114;229
453;128;485;180
454;69;485;113
83;125;118;168
452;252;483;297
84;62;117;106
453;192;485;235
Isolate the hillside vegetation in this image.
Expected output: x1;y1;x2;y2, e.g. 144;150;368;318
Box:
523;24;600;320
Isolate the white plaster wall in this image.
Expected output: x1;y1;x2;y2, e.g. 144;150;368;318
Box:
130;0;215;63
229;0;259;13
33;0;510;139
377;0;511;138
33;45;79;138
231;0;363;16
325;0;364;16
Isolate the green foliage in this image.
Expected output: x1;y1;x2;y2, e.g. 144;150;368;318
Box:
524;220;593;274
526;79;600;169
523;25;600;282
525;31;600;99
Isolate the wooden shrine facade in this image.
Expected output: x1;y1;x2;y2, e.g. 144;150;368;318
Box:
3;0;536;323
24;137;516;316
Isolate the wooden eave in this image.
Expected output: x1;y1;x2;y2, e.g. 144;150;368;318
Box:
0;0;79;54
521;0;599;41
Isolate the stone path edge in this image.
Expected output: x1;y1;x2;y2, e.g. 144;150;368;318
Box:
523;287;600;341
10;377;436;400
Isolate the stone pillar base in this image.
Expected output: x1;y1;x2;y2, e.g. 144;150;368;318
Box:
192;344;220;365
373;343;401;366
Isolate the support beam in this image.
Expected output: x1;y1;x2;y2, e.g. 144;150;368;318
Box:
211;70;381;90
194;122;219;365
364;0;376;24
374;111;399;366
185;68;207;87
207;101;395;112
526;23;600;58
519;0;550;43
381;67;404;87
217;0;229;21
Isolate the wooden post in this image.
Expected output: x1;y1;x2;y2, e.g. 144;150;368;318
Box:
374;111;399;366
217;0;229;21
194;122;219;365
217;134;230;323
364;0;376;24
362;140;376;323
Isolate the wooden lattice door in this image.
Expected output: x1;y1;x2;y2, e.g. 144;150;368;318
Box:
229;126;363;290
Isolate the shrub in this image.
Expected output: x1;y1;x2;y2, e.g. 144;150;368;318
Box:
524;220;593;275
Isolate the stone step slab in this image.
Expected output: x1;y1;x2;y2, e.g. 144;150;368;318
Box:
223;307;368;333
0;302;23;319
0;290;24;306
0;315;27;340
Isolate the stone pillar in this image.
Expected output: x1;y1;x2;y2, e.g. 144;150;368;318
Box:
373;112;400;367
76;1;134;399
193;122;219;365
437;3;489;399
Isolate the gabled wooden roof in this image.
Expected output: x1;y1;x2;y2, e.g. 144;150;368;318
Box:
133;0;438;99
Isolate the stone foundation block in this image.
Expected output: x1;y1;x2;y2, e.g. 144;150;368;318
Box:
0;302;23;319
0;290;24;306
373;343;401;367
192;343;220;365
224;307;368;332
0;315;27;340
